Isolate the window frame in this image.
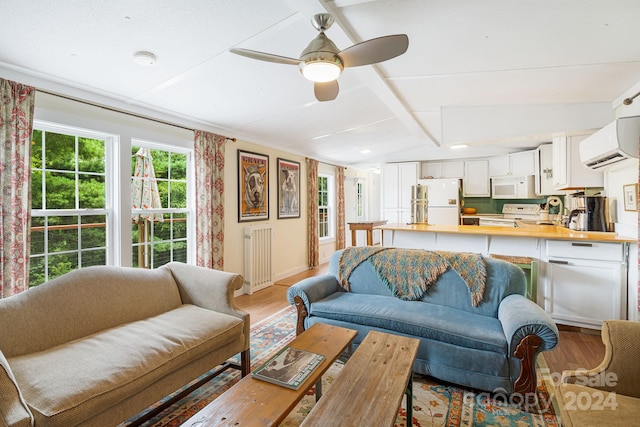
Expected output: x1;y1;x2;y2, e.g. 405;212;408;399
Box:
318;173;335;241
130;139;193;268
30;120;119;284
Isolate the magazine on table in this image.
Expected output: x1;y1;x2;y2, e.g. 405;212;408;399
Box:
252;346;325;389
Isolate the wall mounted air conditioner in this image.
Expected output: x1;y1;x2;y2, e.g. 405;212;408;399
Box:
580;116;639;170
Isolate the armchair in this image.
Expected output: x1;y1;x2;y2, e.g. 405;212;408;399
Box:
556;320;640;426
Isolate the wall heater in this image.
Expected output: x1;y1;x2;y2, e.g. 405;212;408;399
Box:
243;224;274;294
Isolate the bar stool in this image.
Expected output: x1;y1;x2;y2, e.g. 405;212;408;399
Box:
489;254;537;303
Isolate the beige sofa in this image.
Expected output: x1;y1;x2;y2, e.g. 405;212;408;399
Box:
0;262;250;427
556;320;640;427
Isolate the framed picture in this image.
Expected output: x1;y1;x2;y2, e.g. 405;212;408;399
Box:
238;150;269;222
623;183;638;212
277;158;301;219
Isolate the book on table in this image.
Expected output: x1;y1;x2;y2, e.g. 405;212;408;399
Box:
252;346;325;390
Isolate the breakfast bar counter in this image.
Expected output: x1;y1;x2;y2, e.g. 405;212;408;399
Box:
376;223;637;243
376;223;636;329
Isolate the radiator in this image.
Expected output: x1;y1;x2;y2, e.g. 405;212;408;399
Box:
243;224;274;294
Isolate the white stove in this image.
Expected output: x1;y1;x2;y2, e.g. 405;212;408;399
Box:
478;204;540;227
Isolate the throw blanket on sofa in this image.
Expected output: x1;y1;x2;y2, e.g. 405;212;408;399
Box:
338;247;486;306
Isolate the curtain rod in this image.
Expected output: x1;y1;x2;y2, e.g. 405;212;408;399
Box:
36;89;237;142
623;91;640;106
305;157;346;169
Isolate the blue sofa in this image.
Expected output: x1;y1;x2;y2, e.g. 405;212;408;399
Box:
287;248;559;396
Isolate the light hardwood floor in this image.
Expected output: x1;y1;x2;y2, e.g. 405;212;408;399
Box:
234;264;605;380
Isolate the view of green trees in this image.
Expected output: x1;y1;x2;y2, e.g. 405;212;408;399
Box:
28;129;188;286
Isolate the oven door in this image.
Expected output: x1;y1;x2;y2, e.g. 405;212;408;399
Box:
478;217;515;227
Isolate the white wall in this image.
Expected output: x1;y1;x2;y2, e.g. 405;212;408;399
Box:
223;140;309;282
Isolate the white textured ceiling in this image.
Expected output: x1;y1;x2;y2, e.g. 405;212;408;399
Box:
1;0;639;169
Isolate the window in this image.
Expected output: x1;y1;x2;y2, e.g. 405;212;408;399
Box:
356;180;364;219
131;143;190;269
318;174;335;239
30;124;113;286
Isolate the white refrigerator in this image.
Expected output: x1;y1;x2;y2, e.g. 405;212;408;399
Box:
417;178;461;225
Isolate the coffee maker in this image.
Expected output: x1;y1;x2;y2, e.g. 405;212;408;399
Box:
566;193;610;232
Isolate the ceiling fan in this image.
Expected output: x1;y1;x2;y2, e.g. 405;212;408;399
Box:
230;13;409;102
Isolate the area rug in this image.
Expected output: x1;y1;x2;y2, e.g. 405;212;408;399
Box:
122;306;560;427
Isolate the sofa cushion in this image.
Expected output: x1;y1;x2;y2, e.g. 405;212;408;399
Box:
9;304;243;426
0;350;32;427
329;251;526;318
310;293;507;353
0;265;183;357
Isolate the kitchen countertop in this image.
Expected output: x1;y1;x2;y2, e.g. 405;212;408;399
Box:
376;223;637;243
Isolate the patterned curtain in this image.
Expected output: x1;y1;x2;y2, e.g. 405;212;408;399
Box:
194;131;226;270
336;166;346;249
0;79;35;298
307;158;319;268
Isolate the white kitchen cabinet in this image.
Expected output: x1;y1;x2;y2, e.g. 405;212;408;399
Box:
421;161;464;179
463;159;490;197
381;162;418;223
489;151;536;177
552;135;604;190
543;240;627;329
535;144;563;196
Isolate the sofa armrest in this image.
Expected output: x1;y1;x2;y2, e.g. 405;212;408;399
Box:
498;294;559;397
561;320;640;398
499;294;559;354
0;350;33;427
165;262;248;321
286;275;340;334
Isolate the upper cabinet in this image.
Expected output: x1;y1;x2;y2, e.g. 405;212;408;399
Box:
463;160;490;197
552;135;604;190
421;160;464;179
489;150;536;177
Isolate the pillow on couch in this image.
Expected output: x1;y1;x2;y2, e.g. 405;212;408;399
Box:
0;350;33;427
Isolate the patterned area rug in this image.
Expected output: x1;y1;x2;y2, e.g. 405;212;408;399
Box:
123;306;560;427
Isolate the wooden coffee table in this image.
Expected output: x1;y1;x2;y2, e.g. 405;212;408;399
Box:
181;323;357;427
300;330;420;427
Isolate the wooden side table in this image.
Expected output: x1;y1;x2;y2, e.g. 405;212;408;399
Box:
348;220;387;246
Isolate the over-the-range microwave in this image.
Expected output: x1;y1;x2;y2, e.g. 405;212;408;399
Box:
491;175;536;199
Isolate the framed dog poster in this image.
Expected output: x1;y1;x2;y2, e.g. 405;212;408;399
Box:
277;158;300;219
238;150;269;222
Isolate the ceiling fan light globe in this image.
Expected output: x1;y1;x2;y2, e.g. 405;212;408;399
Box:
301;61;342;82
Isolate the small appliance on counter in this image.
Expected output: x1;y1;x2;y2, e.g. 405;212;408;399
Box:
565;192;611;232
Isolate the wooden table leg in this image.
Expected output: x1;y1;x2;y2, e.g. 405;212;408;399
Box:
351;230;357;246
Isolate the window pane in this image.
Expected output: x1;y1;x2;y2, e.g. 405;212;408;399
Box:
48;216;78;253
79;174;105;209
81;215;106;249
151;149;168;179
169;181;187;208
153;241;171;267
170;153;187;180
78;138;105;173
173;214;187;239
29;257;46;287
46;171;76;209
157;181;169;208
173;241;187;263
154;217;171;241
81;249;106;267
45;132;75;171
31;217;45;255
32;170;43;209
32;130;43;169
48;253;78;281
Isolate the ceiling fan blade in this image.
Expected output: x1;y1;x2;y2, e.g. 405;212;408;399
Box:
230;48;300;65
314;80;339;102
338;34;409;67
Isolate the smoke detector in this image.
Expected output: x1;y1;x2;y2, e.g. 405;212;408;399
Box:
133;51;156;66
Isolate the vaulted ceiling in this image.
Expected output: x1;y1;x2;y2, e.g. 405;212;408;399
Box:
1;0;639;169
